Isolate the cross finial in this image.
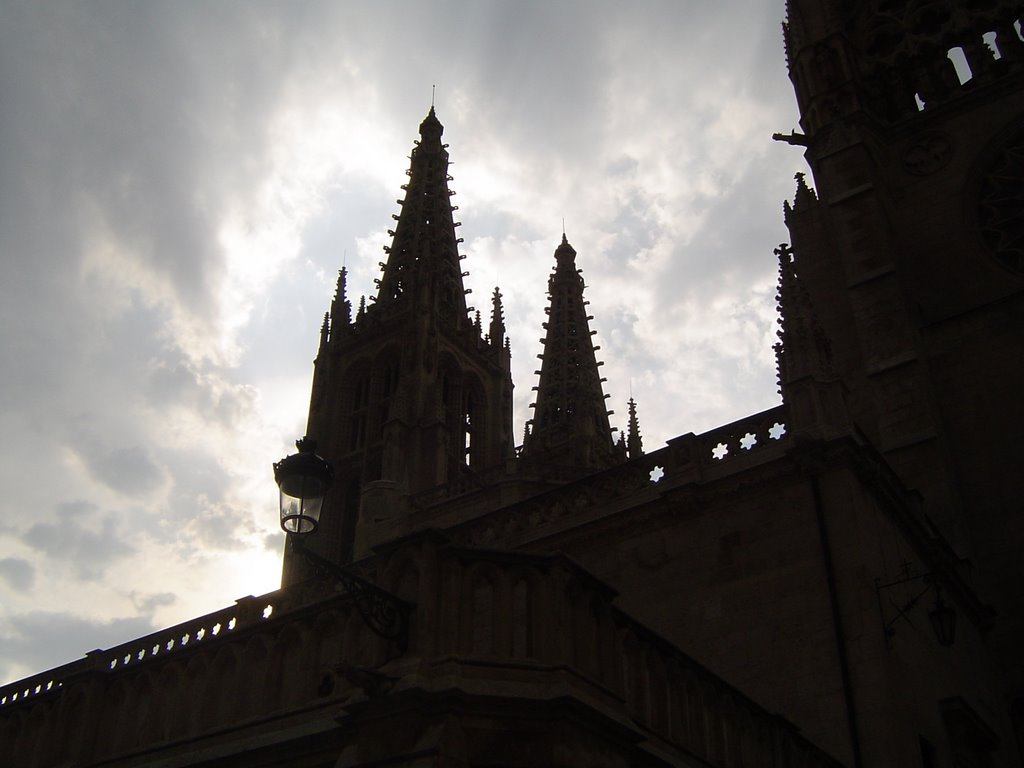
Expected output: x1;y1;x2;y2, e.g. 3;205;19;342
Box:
431;84;435;107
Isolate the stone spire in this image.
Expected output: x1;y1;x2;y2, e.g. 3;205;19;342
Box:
374;107;468;323
291;107;517;574
784;172;818;222
626;396;643;459
331;267;352;328
489;287;505;349
521;235;617;472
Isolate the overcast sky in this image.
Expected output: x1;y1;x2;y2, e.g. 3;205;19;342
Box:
0;0;808;684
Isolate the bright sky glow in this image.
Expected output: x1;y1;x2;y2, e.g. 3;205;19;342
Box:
0;0;807;684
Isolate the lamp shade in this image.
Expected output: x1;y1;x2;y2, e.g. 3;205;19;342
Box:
274;437;334;535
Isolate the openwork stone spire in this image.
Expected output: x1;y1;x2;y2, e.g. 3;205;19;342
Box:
521;235;617;471
375;107;468;322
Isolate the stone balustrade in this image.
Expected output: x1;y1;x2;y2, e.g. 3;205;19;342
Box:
676;404;789;468
452;406;790;550
374;538;843;768
0;579;394;767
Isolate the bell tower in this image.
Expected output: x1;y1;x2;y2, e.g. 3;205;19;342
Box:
780;0;1024;716
284;108;514;580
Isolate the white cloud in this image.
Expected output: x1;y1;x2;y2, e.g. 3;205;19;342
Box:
0;0;805;683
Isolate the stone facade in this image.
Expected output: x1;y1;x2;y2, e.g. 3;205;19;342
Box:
1;537;845;767
3;3;1023;766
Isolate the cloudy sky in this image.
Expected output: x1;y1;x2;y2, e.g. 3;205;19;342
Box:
0;0;808;684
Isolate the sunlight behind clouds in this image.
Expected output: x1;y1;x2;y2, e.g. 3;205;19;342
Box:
0;0;805;684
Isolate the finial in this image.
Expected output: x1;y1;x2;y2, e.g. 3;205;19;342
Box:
432;84;435;107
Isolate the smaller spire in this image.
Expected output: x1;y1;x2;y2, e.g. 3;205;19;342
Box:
793;172;818;211
356;295;367;322
489;287;506;348
331;267;352;327
626;397;643;458
521;234;618;472
319;312;330;350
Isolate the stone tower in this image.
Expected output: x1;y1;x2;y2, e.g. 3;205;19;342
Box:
284;108;514;580
781;0;1024;727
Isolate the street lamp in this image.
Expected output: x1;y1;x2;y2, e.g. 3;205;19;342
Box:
274;437;333;535
875;571;958;648
274;437;409;651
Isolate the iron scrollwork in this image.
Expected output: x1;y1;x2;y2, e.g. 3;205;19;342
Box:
291;538;409;650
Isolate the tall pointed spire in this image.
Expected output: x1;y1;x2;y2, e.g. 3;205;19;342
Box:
374;107;469;324
521;235;618;472
291;107;516;575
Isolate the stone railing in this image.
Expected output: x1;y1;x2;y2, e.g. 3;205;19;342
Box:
1;599;253;710
375;538;844;768
0;581;349;711
0;577;398;768
2;529;843;768
449;406;790;549
685;405;788;467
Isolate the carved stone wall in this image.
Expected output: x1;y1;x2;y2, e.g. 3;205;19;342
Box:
2;536;845;768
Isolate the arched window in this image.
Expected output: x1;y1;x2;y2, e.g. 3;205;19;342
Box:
349;372;370;452
376;357;400;440
460;377;486;469
463;391;475;467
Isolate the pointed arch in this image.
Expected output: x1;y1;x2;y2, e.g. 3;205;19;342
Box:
343;358;373;454
460;372;487;469
373;344;402;441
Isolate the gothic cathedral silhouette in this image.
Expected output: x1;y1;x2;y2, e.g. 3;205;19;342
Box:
3;4;1022;767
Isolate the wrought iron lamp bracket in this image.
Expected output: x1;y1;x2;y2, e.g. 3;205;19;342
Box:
290;536;410;652
875;570;955;648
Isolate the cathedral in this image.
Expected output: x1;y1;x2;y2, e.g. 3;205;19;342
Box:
3;2;1023;766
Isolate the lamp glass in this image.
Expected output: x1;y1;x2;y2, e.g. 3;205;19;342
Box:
275;438;332;536
279;475;327;534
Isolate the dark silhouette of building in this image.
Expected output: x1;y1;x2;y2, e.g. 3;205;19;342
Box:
3;4;1022;766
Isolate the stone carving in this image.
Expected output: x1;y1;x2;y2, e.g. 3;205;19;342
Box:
904;132;954;175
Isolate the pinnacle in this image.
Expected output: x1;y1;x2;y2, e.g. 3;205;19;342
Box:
419;106;444;140
555;233;577;265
